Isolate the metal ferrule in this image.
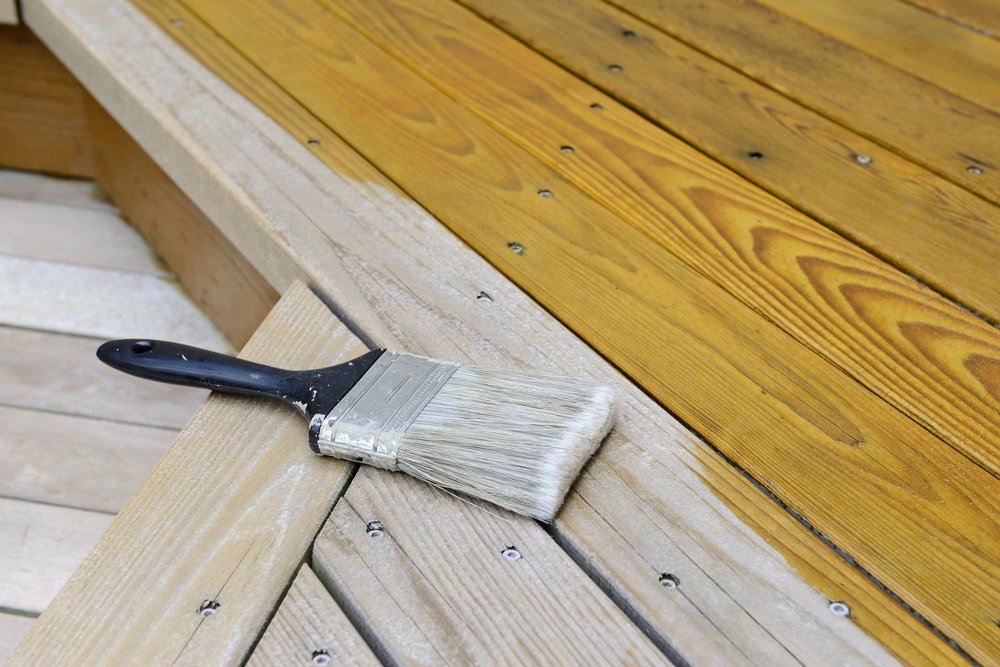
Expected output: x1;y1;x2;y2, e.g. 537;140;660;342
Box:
310;352;458;470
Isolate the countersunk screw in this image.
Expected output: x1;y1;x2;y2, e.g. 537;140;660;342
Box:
854;153;872;165
366;520;384;537
198;599;221;617
829;601;850;617
501;546;522;561
658;573;679;589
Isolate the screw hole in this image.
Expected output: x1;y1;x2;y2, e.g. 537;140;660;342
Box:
537;188;553;198
476;291;493;302
854;153;872;165
967;166;984;175
747;151;764;160
658;573;679;588
312;649;331;665
560;145;575;154
608;64;623;73
829;601;850;617
622;29;636;37
501;546;521;561
507;241;524;254
198;599;221;617
365;520;384;537
590;102;604;111
307;138;321;147
131;341;154;354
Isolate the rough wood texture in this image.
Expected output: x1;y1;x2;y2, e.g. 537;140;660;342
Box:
0;404;175;512
170;0;998;660
331;0;1000;508
8;282;362;665
0;196;165;273
86;99;279;348
902;0;1000;37
756;0;1000;112
30;0;941;662
458;0;1000;323
608;0;1000;204
313;470;668;666
0;326;206;429
247;564;379;667
0;24;93;176
0;497;112;615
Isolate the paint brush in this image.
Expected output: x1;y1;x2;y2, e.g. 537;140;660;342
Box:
97;339;616;520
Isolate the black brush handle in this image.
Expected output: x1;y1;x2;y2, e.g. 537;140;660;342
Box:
96;339;385;416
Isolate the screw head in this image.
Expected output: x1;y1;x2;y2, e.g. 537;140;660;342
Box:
608;64;623;73
198;599;221;617
967;166;984;175
658;573;679;588
560;145;575;154
829;601;850;617
854;153;872;165
312;649;331;665
507;241;524;254
366;520;384;537
501;546;522;561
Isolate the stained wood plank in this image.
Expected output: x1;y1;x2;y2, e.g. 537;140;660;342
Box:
0;404;175;513
0;497;112;615
0;326;206;429
86;99;279;348
0;168;115;211
247;564;379;667
313;471;670;666
606;0;1000;204
29;0;941;662
168;1;999;660
0;614;34;665
0;24;93;176
457;0;1000;323
756;0;1000;112
330;0;1000;514
0;196;165;273
0;255;229;348
901;0;1000;37
8;282;363;665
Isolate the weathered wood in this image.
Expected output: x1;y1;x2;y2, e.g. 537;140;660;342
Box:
0;404;175;513
0;497;112;615
607;0;1000;204
330;0;1000;512
0;254;229;348
86;99;278;348
901;0;1000;38
457;0;1000;323
756;0;1000;112
29;0;935;662
8;282;362;665
0;614;34;665
313;470;669;666
0;168;113;211
169;0;999;660
247;564;379;667
0;326;206;429
0;196;165;273
0;24;93;176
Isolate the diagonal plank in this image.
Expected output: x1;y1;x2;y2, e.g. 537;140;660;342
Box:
606;0;1000;205
754;0;1000;113
8;282;361;664
329;0;1000;517
167;0;999;660
900;0;1000;38
458;0;1000;324
31;0;946;662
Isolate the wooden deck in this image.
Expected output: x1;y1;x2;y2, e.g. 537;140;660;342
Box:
3;0;999;664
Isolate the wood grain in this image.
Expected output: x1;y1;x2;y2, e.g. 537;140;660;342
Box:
169;2;1000;659
755;0;1000;112
37;0;945;662
332;0;1000;511
0;614;34;665
8;282;363;665
901;0;1000;38
607;0;1000;204
0;404;174;512
0;497;112;615
458;0;1000;323
246;564;379;667
0;254;230;348
0;24;93;176
0;196;165;273
0;326;206;429
86;99;278;348
313;470;670;666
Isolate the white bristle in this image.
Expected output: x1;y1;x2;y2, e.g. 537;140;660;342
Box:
396;366;617;521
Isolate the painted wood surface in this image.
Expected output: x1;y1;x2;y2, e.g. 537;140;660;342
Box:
457;0;1000;323
0;168;114;210
0;497;112;615
313;470;669;666
166;0;999;660
246;564;379;667
0;404;174;512
0;325;206;429
0;24;93;176
328;0;1000;506
7;282;361;665
27;0;938;662
0;1;18;24
901;0;1000;37
756;0;1000;112
0;615;34;665
607;0;1000;205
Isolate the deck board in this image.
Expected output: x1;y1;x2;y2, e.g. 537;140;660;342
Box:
169;0;1000;659
901;0;1000;38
